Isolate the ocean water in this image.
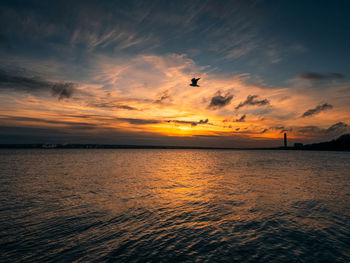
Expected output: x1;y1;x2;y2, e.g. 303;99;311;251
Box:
0;149;350;262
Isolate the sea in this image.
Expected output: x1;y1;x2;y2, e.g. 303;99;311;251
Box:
0;149;350;262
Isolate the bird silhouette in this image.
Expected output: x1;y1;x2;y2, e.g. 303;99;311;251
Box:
190;78;200;87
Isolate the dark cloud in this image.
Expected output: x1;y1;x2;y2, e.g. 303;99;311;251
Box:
154;90;171;104
0;69;76;100
169;120;194;126
51;82;75;100
3;114;165;127
269;126;292;133
280;129;290;133
193;134;220;138
301;103;333;117
0;115;100;130
208;91;234;109
169;118;209;127
298;72;344;80
271;126;285;130
117;105;138;110
3;115;165;127
236;114;246;122
235;95;269;110
325;122;348;134
232;127;269;135
297;126;320;134
118;118;162;125
296;122;349;136
89;102;138;111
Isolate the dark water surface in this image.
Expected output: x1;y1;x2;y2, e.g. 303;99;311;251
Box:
1;149;350;262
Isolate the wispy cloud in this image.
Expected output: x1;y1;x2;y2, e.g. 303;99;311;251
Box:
298;72;344;80
236;114;246;122
0;69;77;100
88;101;139;111
325;122;348;134
301;103;333;117
235;95;269;110
154;90;171;104
296;122;349;138
118;118;162;125
169;118;209;127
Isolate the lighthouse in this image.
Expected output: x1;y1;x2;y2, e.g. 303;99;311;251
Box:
284;133;287;148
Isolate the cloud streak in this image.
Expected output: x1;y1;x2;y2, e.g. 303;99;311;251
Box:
154;90;171;104
235;95;269;110
236;114;246;122
0;69;76;100
118;118;162;125
169;118;209;127
301;103;333;117
325;122;348;134
298;72;344;80
89;102;139;111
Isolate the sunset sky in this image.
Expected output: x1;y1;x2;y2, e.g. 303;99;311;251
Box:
1;0;350;147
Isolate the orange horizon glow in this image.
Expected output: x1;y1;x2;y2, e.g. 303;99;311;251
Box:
1;54;349;146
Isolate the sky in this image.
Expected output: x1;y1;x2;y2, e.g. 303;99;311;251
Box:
1;0;350;147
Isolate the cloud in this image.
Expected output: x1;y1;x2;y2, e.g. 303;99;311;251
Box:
298;72;344;80
118;118;162;125
269;126;293;133
208;91;234;109
231;126;270;135
301;103;333;117
89;101;139;111
154;90;171;104
117;105;138;110
169;118;209;127
0;0;263;59
296;122;349;137
0;114;166;129
236;114;246;122
51;82;75;100
325;122;348;134
235;95;269;110
296;126;320;134
0;69;76;100
0;115;99;130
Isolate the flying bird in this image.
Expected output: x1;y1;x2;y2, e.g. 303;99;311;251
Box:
190;78;200;87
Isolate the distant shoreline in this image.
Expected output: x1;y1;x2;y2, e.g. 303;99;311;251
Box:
0;144;349;151
1;133;350;151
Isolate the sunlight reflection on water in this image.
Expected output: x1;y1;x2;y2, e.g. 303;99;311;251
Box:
1;149;350;262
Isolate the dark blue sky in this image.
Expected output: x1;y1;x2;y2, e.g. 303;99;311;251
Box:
1;0;349;83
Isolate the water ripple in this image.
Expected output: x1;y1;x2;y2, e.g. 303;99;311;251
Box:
1;149;350;262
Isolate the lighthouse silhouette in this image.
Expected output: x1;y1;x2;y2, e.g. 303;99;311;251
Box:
284;133;287;148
